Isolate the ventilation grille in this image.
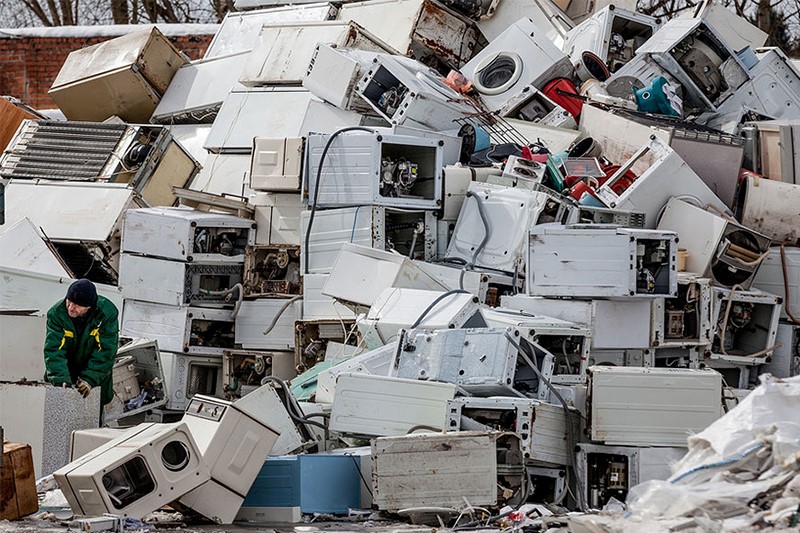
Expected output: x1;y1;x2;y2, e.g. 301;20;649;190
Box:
0;121;127;181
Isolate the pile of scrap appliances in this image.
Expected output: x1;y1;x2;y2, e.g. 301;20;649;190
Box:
3;0;800;530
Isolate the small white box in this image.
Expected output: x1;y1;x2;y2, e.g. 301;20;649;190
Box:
250;137;303;192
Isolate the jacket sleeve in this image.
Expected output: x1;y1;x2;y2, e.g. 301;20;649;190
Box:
78;307;119;388
43;306;73;386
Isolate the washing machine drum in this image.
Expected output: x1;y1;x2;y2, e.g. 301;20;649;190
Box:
473;52;523;95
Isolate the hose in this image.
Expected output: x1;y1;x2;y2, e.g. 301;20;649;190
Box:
304;126;376;274
503;332;586;511
262;295;302;336
199;283;244;319
260;375;327;432
456;191;491;291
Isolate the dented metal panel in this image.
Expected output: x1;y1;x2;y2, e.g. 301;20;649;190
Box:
240;21;397;86
205;3;339;58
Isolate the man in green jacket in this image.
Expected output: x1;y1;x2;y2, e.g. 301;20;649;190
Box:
43;279;119;405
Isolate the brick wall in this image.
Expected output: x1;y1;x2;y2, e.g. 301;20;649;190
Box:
0;32;213;110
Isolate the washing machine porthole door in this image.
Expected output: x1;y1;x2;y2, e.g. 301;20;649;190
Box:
473;52;523;96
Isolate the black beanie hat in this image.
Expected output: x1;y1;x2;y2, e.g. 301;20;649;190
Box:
66;279;97;307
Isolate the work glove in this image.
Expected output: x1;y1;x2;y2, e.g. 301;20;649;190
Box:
75;378;92;398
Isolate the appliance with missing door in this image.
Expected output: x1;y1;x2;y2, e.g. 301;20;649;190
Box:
355;55;480;131
650;274;715;351
563;7;661;75
118;253;244;307
502;294;654;351
336;0;484;70
104;339;168;425
459;18;574;112
122;300;235;356
300;206;438;273
576;443;686;509
696;48;800;132
608;19;749;114
122;207;255;262
527;225;678;298
160;352;225;411
304;131;443;209
497;86;576;127
445;396;575;466
54;422;210;519
446;181;574;275
243;244;302;297
657;198;771;290
708;286;781;376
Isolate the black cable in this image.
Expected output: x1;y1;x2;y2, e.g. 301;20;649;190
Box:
410;289;470;329
503;332;587;512
344;452;374;497
304;126;376;274
260;376;327;431
457;191;491;291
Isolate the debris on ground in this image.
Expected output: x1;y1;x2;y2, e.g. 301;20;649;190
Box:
2;0;800;530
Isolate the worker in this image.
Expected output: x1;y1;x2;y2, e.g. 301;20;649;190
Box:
43;279;119;405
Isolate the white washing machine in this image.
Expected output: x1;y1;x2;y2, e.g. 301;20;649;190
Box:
54;422;210;519
459;17;574;112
